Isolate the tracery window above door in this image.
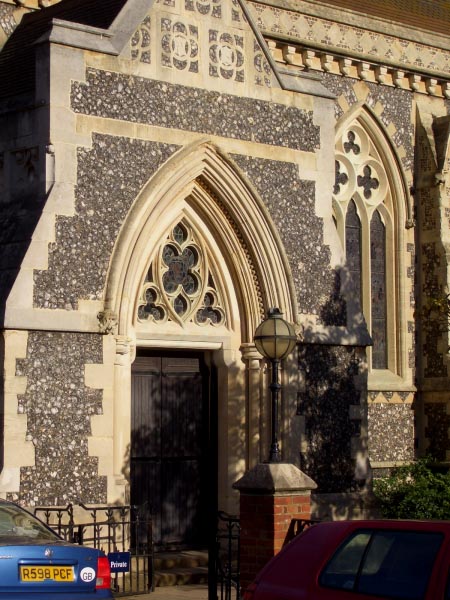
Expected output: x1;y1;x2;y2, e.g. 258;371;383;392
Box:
333;123;394;371
137;220;226;327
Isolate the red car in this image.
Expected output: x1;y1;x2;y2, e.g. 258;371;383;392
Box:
244;519;450;600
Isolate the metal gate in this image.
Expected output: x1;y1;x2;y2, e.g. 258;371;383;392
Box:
34;502;153;596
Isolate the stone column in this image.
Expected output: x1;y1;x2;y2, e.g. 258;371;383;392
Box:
233;463;317;593
240;344;264;468
113;335;135;497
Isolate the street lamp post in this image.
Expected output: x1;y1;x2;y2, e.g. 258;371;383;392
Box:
253;307;297;463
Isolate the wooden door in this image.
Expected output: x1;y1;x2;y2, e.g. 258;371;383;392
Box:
131;353;210;549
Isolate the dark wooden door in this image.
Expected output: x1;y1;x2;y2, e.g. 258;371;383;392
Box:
131;353;210;549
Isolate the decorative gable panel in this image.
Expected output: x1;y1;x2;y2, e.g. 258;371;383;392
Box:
129;0;273;94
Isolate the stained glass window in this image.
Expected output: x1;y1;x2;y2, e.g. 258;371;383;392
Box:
370;211;387;368
335;122;394;373
345;200;362;307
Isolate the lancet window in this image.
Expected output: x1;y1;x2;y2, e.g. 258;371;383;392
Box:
334;122;394;371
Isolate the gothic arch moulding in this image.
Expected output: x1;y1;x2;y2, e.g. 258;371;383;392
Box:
335;104;413;229
104;140;297;345
333;104;413;383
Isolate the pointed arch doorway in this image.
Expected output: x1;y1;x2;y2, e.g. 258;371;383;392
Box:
105;141;297;554
131;349;216;550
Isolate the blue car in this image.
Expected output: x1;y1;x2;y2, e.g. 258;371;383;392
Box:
0;499;112;598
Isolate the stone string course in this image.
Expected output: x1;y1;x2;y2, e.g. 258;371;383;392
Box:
14;331;106;505
71;69;320;152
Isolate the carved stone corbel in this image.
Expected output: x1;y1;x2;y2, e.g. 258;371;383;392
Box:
97;309;118;335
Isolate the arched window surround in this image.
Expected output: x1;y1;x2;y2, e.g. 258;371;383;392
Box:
333;106;411;386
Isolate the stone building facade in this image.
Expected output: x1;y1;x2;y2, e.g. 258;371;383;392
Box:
0;0;449;537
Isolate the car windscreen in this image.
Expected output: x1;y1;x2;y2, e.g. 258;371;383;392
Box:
319;528;443;600
0;504;58;541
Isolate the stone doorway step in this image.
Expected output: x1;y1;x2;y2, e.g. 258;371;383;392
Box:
153;549;208;587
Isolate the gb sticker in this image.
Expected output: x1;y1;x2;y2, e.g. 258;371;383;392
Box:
80;567;96;582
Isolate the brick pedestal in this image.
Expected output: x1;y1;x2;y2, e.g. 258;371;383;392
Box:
233;463;317;593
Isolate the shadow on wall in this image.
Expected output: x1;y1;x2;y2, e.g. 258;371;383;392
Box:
121;420;211;548
120;353;249;530
296;266;372;510
0;135;51;325
414;112;450;461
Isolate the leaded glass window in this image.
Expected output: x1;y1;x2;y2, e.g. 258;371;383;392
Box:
370;211;387;369
137;220;226;327
334;122;393;372
345;200;362;307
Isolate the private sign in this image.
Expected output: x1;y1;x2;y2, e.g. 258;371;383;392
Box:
108;551;131;573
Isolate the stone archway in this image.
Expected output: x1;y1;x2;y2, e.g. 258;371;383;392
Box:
104;140;297;512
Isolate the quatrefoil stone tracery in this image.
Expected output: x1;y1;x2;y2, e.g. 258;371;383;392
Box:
137;223;225;327
334;127;387;208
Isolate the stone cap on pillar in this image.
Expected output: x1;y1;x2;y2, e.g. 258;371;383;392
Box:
233;462;317;495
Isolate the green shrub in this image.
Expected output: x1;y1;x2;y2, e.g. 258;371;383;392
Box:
373;459;450;520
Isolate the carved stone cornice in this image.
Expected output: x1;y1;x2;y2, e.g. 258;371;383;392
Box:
265;41;450;98
248;1;450;97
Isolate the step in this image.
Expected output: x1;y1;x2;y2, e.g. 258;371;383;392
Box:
153;550;209;588
154;566;208;587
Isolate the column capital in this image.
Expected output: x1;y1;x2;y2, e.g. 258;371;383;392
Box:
240;343;262;364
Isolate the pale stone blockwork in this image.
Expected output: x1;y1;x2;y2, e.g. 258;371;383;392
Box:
0;0;449;532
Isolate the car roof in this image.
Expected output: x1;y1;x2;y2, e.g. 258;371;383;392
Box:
313;519;450;530
254;519;450;586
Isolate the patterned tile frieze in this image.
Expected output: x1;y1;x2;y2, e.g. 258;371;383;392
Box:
368;391;414;404
33;136;179;309
161;17;199;72
209;29;244;81
248;1;450;82
185;0;222;19
71;69;319;151
232;154;344;320
131;14;152;63
15;331;106;505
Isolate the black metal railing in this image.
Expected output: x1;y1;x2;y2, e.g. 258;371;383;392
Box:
213;513;319;600
284;517;320;545
215;511;240;600
34;502;153;596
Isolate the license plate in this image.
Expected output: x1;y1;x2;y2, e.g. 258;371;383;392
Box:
20;566;74;582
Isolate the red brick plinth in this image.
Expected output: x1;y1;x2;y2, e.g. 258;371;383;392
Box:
233;463;317;594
